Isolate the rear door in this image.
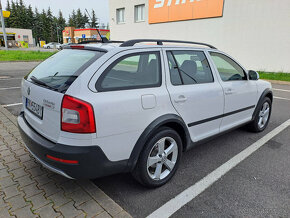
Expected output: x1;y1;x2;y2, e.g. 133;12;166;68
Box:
87;48;177;161
164;49;224;142
22;49;103;142
209;51;258;132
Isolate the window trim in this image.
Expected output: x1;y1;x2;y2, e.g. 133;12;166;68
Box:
209;51;248;82
96;51;162;92
116;8;125;24
134;4;145;23
166;50;215;86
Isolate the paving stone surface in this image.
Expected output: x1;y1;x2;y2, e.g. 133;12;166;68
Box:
0;106;131;218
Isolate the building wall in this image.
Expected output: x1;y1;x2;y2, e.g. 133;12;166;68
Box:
5;28;33;45
109;0;290;72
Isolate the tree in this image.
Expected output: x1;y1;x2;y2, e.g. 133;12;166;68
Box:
33;8;42;44
75;8;83;28
45;7;56;42
82;13;89;28
18;0;28;28
68;10;76;27
91;9;98;28
57;11;66;43
26;5;34;30
8;1;20;28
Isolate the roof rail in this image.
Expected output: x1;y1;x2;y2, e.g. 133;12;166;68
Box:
78;40;124;45
120;39;217;49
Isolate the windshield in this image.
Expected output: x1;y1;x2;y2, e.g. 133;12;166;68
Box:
26;49;104;92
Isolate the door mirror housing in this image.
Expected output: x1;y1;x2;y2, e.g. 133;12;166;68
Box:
248;70;259;80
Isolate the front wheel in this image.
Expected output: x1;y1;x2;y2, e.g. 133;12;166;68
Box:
247;97;272;132
132;127;182;187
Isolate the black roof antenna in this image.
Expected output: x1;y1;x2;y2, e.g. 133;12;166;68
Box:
85;9;108;43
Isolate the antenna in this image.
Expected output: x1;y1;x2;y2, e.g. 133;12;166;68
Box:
85;9;108;43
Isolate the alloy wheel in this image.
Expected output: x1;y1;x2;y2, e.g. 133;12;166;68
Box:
146;137;178;180
258;102;270;129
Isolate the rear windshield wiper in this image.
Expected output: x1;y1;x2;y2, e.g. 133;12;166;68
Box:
30;76;56;90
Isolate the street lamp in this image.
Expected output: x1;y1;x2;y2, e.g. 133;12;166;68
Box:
0;0;8;50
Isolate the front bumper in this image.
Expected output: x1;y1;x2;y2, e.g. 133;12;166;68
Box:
17;112;127;179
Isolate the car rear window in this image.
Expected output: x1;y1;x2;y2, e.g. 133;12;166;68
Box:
26;49;104;93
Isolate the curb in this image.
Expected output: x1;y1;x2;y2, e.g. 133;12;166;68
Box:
263;79;290;86
0;61;42;63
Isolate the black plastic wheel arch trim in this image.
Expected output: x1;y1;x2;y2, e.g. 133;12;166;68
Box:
127;114;190;171
252;88;273;120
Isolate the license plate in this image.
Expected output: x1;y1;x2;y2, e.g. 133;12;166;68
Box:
26;98;43;119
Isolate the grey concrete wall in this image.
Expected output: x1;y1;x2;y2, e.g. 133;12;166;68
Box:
109;0;290;72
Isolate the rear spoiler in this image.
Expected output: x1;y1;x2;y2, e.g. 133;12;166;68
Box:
63;45;108;53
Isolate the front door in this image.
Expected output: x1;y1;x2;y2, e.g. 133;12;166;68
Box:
209;52;258;132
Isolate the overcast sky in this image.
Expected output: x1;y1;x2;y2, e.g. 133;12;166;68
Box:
2;0;109;25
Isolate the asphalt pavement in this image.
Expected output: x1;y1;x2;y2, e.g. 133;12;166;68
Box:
0;61;289;218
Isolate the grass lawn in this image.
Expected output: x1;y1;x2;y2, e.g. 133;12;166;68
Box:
0;50;56;61
258;72;290;82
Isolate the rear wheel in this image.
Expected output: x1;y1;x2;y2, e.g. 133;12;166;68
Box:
132;127;182;187
247;97;272;132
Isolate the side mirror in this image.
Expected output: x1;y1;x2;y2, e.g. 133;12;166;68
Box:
248;70;259;80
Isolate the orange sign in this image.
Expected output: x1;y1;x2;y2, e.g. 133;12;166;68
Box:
149;0;224;24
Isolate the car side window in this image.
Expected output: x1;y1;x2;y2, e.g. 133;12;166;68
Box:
167;50;214;85
96;52;161;91
210;52;247;81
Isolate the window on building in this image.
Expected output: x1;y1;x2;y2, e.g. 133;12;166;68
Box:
135;4;145;22
23;35;29;42
167;50;214;85
116;8;125;24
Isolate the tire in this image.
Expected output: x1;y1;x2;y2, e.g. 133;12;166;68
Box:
247;97;272;132
132;127;183;188
47;46;50;49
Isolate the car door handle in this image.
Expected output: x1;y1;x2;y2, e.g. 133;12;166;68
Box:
174;95;187;103
225;88;234;95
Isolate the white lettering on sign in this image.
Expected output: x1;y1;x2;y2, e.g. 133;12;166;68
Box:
154;0;201;8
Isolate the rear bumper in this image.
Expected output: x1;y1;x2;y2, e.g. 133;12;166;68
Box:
17;112;128;179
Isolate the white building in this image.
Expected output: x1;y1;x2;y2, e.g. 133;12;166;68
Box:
0;28;33;47
109;0;290;72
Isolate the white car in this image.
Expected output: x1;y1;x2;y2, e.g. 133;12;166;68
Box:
43;42;60;49
18;39;273;187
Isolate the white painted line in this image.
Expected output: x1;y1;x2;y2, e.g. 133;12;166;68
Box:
273;88;290;93
0;87;21;91
3;103;23;107
147;119;290;218
274;96;290;101
0;77;23;81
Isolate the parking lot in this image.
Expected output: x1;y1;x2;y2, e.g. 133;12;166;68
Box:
0;61;289;217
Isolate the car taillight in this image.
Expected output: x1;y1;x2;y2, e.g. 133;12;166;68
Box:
61;95;96;133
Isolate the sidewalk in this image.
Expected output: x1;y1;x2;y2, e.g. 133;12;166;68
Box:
0;106;131;218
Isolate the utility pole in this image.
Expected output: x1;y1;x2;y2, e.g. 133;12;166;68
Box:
55;24;59;43
0;0;8;50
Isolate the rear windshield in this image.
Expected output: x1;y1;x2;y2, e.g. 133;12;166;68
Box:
26;49;104;93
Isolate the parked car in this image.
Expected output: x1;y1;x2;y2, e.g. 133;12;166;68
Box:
57;43;73;50
18;39;272;187
43;42;60;49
